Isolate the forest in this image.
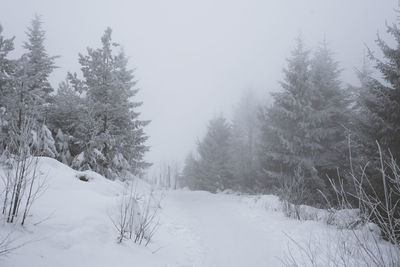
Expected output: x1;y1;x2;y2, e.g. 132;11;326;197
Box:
0;17;149;181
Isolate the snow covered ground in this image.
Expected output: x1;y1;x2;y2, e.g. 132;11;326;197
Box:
0;158;386;267
155;191;352;267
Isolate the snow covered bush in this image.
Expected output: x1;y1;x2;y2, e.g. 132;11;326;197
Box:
32;124;57;158
54;129;71;165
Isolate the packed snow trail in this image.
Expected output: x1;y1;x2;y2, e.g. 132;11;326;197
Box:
156;190;329;267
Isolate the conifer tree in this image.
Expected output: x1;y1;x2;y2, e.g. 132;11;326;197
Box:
195;115;232;192
0;25;15;154
181;152;200;189
260;37;351;204
54;128;71;164
48;80;81;135
0;25;15;102
9;15;57;124
357;22;400;162
349;57;374;165
2;16;58;158
23;15;57;106
48;80;83;158
259;38;326;204
69;27;149;178
351;21;400;238
229;90;262;191
309;41;350;185
352;21;400;207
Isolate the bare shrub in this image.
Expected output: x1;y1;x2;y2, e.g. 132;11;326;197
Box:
281;143;400;267
0;230;27;259
281;226;399;267
110;182;138;243
111;181;162;246
0;116;47;226
279;166;308;220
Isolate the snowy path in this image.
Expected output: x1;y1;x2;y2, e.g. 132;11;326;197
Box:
156;191;326;267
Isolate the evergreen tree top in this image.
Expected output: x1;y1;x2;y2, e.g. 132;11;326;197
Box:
78;27;137;104
280;37;312;100
198;115;231;161
0;24;15;87
371;22;400;91
0;25;15;61
22;15;58;96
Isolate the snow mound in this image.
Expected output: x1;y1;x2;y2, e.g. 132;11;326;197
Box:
239;194;362;229
239;194;282;212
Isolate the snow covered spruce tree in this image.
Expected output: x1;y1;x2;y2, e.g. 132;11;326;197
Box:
355;22;400;165
259;38;349;205
260;38;320;202
1;16;57;158
0;25;14;94
65;27;149;179
0;17;56;226
181;152;201;190
229;90;262;192
48;80;85;165
351;20;400;238
22;15;57;108
0;25;15;155
308;41;351;195
187;115;232;192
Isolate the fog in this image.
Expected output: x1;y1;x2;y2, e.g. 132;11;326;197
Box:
1;0;397;167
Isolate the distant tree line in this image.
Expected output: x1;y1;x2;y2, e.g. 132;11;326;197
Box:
181;16;400;213
0;15;150;180
181;90;262;193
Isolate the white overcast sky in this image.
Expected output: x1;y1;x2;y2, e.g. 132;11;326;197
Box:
1;0;398;169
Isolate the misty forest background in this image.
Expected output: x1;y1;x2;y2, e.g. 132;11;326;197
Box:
181;17;400;208
0;12;400;238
